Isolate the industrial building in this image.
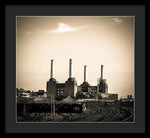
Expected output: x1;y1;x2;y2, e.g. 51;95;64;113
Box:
79;65;97;93
46;59;77;99
46;59;118;100
98;65;108;93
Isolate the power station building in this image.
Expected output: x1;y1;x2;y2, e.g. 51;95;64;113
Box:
98;65;108;93
46;59;77;99
46;59;118;100
77;65;108;93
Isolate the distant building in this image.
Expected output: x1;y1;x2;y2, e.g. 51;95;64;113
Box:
16;88;31;98
56;83;65;97
46;59;118;101
98;92;118;100
76;65;112;99
46;59;77;99
17;60;118;101
65;78;77;97
21;92;30;98
77;65;97;94
121;95;134;102
98;65;108;93
61;95;75;103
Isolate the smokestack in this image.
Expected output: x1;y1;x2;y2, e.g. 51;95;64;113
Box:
69;59;72;78
84;65;87;82
101;65;103;79
50;59;54;78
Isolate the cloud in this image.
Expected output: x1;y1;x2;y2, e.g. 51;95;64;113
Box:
46;23;87;34
112;18;123;24
96;18;123;30
56;23;77;33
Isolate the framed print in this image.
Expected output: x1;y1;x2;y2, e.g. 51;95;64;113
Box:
16;15;135;123
4;4;145;133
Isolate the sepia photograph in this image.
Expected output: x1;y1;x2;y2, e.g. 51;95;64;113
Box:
16;16;134;123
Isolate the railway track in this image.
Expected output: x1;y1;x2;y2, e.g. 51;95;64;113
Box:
45;102;134;122
122;108;134;122
105;103;134;122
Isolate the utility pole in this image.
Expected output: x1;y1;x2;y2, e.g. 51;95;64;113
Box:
53;95;55;118
50;93;55;119
23;104;26;114
120;98;122;114
50;94;53;119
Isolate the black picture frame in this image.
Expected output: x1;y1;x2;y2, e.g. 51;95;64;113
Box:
2;1;147;135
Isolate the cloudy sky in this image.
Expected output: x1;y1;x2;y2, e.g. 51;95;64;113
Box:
16;16;134;98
